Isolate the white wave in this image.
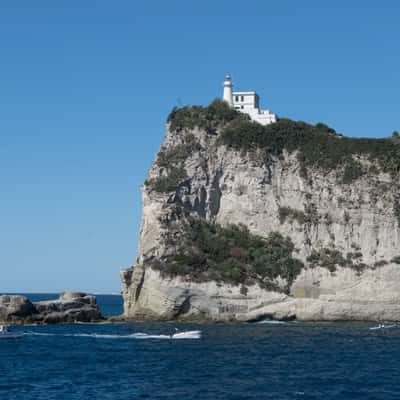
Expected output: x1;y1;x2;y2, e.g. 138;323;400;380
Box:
24;330;201;340
257;320;287;325
131;333;173;340
24;332;54;336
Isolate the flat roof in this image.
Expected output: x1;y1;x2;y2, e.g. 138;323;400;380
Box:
232;91;258;95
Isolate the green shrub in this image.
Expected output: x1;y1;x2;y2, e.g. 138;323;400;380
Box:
324;213;333;225
346;252;363;260
157;145;190;169
146;134;203;193
166;104;400;186
167;99;247;134
304;203;320;225
374;260;388;268
146;166;187;193
342;159;364;184
315;122;336;134
278;206;305;224
307;248;350;272
394;198;400;228
219;118;400;180
157;134;203;168
307;248;369;273
168;104;400;180
152;219;304;292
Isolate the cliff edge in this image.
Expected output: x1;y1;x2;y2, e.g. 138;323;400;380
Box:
122;100;400;322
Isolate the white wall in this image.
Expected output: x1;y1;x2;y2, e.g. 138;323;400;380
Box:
229;90;276;125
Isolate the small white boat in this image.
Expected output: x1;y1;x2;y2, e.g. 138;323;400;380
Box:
370;323;397;330
171;330;202;339
0;325;23;339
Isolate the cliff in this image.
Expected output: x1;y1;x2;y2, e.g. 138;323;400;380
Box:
122;100;400;322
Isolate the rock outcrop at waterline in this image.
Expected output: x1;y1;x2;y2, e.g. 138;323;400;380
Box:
122;100;400;322
0;292;102;324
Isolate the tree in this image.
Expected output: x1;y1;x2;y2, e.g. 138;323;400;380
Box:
392;131;399;139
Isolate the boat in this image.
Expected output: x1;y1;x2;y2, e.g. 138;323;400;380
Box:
370;323;397;330
171;329;201;339
0;325;23;339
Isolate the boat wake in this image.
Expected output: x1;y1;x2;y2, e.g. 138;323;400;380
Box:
25;330;202;340
257;320;288;325
369;324;397;330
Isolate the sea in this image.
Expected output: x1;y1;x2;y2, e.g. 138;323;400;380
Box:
1;294;400;399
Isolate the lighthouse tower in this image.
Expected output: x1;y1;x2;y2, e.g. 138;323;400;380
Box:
223;75;233;106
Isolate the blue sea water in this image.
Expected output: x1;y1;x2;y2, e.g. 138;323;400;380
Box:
1;318;400;400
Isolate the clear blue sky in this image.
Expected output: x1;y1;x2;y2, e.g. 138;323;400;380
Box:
0;1;399;293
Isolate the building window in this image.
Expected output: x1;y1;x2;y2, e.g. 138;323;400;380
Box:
241;96;244;101
235;95;239;102
241;105;244;109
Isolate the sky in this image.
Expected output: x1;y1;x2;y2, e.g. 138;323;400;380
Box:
0;1;399;293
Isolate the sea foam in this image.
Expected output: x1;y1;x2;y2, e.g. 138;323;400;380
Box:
25;330;201;340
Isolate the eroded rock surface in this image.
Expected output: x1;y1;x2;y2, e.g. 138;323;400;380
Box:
0;296;36;322
0;292;102;324
122;104;400;322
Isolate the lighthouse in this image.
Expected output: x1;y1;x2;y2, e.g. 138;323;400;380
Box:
222;75;277;125
223;75;233;106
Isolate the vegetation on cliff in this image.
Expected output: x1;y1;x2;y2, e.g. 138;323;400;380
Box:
151;218;304;293
145;167;187;193
394;198;400;227
307;248;367;273
145;136;202;192
278;206;306;224
167;100;400;183
278;205;321;225
147;101;399;193
220;118;400;179
167;99;248;134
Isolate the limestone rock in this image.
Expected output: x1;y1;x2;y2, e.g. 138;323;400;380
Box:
0;296;36;322
0;293;102;324
60;291;87;301
121;112;400;322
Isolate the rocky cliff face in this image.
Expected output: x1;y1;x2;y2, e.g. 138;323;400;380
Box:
122;101;400;322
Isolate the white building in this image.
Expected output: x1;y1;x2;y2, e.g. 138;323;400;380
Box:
223;75;277;125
